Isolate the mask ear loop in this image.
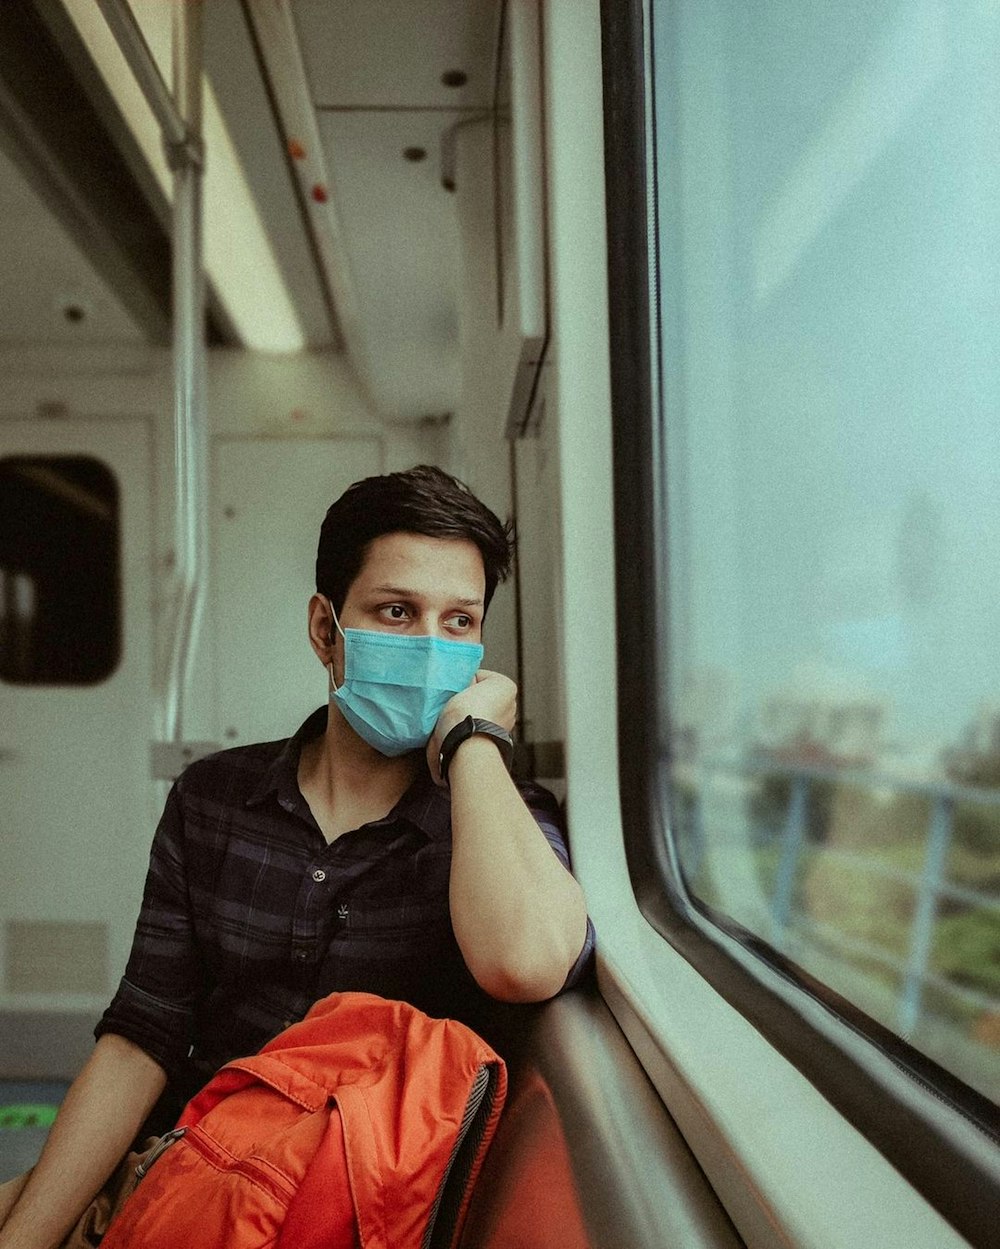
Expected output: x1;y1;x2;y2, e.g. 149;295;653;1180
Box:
323;596;346;691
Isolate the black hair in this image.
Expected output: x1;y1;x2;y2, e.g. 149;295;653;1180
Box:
315;465;514;616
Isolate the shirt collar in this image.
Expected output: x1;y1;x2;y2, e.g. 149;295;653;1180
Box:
245;706;452;841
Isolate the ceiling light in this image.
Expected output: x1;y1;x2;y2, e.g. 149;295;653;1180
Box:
61;0;305;353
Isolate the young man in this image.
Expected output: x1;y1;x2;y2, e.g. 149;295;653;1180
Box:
0;465;594;1248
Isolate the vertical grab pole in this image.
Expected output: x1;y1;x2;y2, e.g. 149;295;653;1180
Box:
164;0;207;745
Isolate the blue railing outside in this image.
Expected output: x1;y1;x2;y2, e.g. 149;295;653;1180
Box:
681;759;1000;1039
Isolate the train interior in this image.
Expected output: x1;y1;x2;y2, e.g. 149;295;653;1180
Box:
0;2;997;1246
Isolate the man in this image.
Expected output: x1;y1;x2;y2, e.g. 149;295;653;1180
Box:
0;465;594;1248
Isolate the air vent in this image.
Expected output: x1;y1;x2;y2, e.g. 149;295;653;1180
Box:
5;921;108;995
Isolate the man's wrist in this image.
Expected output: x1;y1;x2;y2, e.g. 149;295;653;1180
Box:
438;715;515;786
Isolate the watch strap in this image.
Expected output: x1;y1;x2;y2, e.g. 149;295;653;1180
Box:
439;715;515;785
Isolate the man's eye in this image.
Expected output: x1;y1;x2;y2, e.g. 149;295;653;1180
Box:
448;614;472;629
383;604;409;620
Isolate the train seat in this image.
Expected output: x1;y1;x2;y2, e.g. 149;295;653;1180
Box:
460;989;742;1249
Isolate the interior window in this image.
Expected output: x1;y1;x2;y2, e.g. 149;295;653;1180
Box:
0;455;121;685
652;0;1000;1104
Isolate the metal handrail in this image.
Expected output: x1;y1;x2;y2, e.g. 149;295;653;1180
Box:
94;0;207;745
163;0;207;745
92;0;187;147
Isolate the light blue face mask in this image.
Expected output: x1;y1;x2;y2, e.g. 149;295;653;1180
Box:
325;602;484;756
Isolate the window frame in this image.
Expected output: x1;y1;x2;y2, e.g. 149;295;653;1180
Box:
599;1;1000;1244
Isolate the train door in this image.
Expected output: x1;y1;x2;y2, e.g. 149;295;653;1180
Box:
0;417;152;1065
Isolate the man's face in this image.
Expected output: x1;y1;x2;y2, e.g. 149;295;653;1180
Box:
333;532;486;672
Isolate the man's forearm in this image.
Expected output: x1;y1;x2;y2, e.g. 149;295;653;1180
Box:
448;736;589;1001
0;1034;167;1249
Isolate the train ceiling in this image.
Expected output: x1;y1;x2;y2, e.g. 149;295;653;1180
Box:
0;0;502;421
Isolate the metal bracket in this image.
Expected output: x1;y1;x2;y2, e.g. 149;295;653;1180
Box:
163;130;205;173
439;112;491;192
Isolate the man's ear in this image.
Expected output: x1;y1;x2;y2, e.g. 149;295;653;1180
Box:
306;594;337;665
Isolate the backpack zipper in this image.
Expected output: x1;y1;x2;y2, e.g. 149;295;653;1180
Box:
135;1127;187;1180
182;1124;298;1201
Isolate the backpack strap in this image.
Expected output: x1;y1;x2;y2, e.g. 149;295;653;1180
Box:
273;1108;358;1249
335;1082;390;1249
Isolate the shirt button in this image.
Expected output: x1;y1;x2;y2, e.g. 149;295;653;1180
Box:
311;869;326;882
294;950;308;962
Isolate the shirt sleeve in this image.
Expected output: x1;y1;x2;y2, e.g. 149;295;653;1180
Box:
94;781;199;1078
518;781;597;993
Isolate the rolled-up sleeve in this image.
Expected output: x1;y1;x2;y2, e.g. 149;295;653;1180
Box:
520;782;596;993
94;782;199;1077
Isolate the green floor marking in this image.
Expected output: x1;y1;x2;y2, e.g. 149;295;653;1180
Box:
0;1104;59;1130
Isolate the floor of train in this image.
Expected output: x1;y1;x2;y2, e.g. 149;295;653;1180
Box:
0;1081;68;1183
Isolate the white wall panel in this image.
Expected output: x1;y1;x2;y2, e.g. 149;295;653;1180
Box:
212;437;381;746
0;418;153;1015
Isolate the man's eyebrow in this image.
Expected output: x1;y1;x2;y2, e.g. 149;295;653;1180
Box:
371;585;484;608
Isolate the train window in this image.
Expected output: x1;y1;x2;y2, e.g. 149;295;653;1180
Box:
0;455;121;685
638;0;1000;1107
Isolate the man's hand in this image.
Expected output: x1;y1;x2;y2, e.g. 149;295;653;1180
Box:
435;668;589;1001
426;670;517;785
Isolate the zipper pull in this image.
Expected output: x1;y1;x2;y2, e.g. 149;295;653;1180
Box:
135;1126;187;1179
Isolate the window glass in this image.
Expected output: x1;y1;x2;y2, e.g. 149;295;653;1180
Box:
0;456;121;684
652;0;1000;1103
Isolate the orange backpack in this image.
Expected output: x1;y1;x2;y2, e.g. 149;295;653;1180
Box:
101;992;507;1249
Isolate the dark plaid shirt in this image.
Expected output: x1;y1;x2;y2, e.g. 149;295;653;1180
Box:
96;707;594;1105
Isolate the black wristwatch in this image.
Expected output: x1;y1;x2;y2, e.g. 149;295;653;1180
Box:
438;715;515;785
